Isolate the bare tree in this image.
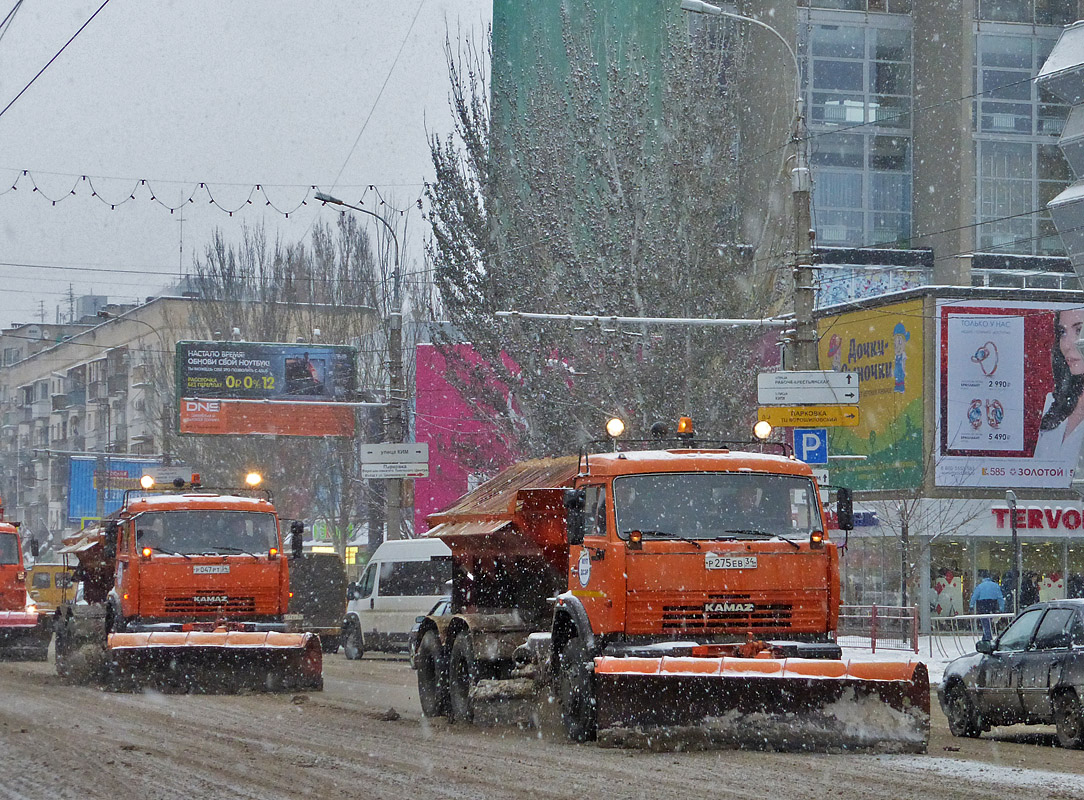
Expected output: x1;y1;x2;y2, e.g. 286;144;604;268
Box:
425;11;791;457
161;216;414;554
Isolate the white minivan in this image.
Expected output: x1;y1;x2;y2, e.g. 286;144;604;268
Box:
342;537;451;660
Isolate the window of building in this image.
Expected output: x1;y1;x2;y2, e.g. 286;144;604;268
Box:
977;0;1077;26
803;12;913;247
974;28;1070;255
801;0;912;13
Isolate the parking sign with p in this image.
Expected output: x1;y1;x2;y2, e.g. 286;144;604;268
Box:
794;428;828;465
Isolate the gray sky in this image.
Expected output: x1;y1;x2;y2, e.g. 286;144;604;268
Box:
0;0;491;329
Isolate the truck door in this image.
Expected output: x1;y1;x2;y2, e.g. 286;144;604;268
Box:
572;484;624;634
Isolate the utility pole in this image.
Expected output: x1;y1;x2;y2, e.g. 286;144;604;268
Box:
315;192;404;542
791;135;818;371
386;311;405;540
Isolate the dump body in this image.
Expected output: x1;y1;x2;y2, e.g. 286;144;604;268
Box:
54;489;321;691
415;446;929;750
0;521;51;660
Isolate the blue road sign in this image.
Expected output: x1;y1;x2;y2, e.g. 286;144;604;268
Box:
794;428;828;465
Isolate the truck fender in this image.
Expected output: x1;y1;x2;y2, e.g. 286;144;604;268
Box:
551;591;596;664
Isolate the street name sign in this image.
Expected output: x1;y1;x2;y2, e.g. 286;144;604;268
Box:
757;371;860;405
757;405;860;428
360;443;429;479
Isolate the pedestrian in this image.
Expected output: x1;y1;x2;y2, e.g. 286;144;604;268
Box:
1020;572;1040;607
969;572;1005;642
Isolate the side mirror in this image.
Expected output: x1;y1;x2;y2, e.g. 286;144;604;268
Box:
976;639;995;654
564;488;586;546
289;520;304;559
346;582;357;601
104;521;119;559
29;537;40;558
836;487;854;532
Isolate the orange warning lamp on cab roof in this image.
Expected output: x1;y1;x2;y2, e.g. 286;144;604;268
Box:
676;417;694;437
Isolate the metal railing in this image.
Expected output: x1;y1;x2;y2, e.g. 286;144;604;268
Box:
927;612;1015;660
838;604;919;654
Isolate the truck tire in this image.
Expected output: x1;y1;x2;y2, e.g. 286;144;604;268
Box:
448;632;476;724
342;621;363;660
558;635;597;742
416;630;448;718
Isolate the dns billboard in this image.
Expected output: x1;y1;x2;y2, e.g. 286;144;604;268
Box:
176;341;358;436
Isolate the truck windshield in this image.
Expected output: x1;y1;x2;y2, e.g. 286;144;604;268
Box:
133;511;279;556
0;532;18;565
613;472;820;541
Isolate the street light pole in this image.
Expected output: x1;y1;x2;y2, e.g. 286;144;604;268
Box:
679;0;815;369
1005;490;1021;613
315;192;405;541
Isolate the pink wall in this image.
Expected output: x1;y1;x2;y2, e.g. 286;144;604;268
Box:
413;343;518;532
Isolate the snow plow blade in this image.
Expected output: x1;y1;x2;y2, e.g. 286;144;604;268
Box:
593;656;929;752
0;610;51;660
106;629;323;692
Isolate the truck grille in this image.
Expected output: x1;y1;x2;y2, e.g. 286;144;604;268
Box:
163;596;256;615
627;592;806;635
663;595;793;632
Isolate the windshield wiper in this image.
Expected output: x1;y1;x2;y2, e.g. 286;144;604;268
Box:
627;530;702;550
723;529;800;549
196;544;261;557
144;545;191;560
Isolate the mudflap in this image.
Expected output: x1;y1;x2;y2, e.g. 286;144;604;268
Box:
593;656;930;753
106;630;323;693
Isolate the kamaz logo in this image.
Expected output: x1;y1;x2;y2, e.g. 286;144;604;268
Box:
705;601;754;613
193;595;228;604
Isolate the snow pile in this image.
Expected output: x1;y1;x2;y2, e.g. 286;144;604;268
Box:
598;688;928;753
468;678;540;728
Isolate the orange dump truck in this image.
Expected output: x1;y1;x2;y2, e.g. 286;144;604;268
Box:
54;477;322;691
0;505;50;661
414;436;929;750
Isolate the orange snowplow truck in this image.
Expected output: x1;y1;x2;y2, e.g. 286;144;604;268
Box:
53;476;322;691
414;429;929;750
0;503;50;661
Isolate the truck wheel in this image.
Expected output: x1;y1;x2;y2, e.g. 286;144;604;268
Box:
448;632;476;724
558;635;597;742
1054;691;1084;749
416;630;448;718
943;682;982;738
342;622;363;660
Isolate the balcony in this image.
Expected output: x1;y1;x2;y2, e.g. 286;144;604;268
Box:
51;394;69;412
107;374;127;396
66;388;86;408
30;399;51;419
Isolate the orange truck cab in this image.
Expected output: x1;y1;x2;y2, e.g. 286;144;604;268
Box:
54;480;323;691
556;447;841;657
0;511;51;661
105;492;290;631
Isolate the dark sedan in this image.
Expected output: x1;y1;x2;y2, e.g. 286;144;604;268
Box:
938;599;1084;748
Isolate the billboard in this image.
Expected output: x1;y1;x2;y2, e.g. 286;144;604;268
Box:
935;299;1083;488
816;298;924;490
176;341;357;436
67;457;172;522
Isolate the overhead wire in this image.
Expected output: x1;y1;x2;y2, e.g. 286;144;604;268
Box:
0;0;111;123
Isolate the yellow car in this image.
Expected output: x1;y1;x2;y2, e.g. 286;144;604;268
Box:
26;563;74;617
